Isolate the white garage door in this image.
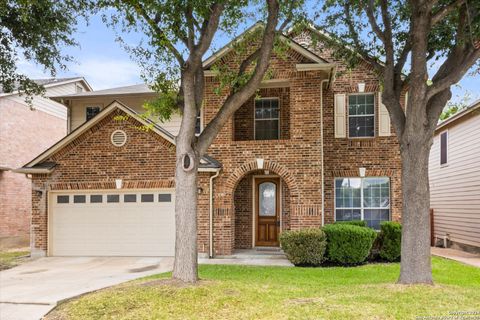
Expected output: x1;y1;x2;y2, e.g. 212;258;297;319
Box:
49;189;175;256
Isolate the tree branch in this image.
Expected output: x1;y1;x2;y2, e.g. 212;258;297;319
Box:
431;0;465;26
343;1;384;72
134;3;185;65
364;0;386;43
196;0;281;155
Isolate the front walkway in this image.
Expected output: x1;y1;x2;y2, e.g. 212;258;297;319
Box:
0;257;174;320
200;248;293;267
431;247;480;268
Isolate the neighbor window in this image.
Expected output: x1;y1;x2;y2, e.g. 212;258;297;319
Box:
335;177;390;229
440;131;448;166
195;109;202;135
254;98;279;140
348;94;375;138
86;106;101;121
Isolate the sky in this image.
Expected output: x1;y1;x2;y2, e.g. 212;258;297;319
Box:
17;12;479;105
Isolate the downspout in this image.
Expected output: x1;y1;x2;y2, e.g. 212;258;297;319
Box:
209;169;220;258
320;79;329;226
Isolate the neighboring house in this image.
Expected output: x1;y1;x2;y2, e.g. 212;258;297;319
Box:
17;25;406;258
429;100;480;253
0;77;92;248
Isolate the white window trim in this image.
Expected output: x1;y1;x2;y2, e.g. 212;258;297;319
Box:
440;130;449;167
333;177;391;225
253;97;281;140
347;93;376;139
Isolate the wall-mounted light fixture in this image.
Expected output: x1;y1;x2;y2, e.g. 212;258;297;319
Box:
256;158;264;169
359;167;366;177
358;83;366;93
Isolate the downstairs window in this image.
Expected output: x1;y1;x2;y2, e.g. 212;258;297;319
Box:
335;177;390;229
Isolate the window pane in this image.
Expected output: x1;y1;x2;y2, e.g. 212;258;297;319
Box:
57;195;69;204
141;194;154;202
107;195;119;203
364;209;390;229
348;94;375;138
440;132;448;165
73;195;86;203
259;182;276;216
124;194;137;203
336;209;361;221
159;194;172;202
335;178;361;209
90;195;102;203
195;110;202;134
86;106;101;121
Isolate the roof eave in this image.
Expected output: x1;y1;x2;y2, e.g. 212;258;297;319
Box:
13;167;55;174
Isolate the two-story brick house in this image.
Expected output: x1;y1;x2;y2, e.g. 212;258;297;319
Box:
17;26;405;258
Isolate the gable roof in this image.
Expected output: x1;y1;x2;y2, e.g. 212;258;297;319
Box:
0;77;92;96
202;22;331;70
436;100;480;132
15;100;221;174
52;83;155;99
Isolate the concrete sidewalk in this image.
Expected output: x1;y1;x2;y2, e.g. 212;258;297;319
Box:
431;247;480;267
0;257;173;320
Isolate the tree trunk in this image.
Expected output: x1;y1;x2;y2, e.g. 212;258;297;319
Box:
172;138;199;283
398;135;434;285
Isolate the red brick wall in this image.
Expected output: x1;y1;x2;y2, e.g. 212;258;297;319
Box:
201;32;403;255
30;108;212;256
292;31;404;224
233;87;290;141
0;98;66;248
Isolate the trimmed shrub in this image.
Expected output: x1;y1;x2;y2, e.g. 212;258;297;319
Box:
334;220;368;227
323;224;377;265
280;228;327;266
379;221;402;262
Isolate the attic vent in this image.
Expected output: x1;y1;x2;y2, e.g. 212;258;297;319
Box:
111;130;127;147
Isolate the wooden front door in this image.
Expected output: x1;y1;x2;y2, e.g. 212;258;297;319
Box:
255;178;280;246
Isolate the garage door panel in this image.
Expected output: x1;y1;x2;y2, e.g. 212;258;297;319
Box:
50;190;175;256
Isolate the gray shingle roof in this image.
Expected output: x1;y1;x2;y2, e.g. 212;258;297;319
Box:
52;83;154;98
0;77;85;94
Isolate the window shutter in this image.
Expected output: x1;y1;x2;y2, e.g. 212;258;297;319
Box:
334;93;346;138
378;92;391;136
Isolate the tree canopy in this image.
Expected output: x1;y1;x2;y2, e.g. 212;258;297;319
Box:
0;0;90;97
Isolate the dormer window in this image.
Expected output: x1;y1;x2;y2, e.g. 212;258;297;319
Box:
86;106;101;121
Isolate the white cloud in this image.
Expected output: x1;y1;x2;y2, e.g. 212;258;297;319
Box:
16;54;142;91
69;58;142;90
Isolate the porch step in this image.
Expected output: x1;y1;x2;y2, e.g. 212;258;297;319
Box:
216;248;287;260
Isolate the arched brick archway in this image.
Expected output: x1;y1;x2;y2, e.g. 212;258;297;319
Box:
225;159;300;201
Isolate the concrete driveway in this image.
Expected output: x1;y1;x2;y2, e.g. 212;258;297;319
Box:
0;257;173;320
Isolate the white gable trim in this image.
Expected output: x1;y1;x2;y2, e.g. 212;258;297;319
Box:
202;23;329;70
24;100;175;168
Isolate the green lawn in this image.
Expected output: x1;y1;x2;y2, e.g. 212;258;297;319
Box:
0;250;29;270
46;257;479;320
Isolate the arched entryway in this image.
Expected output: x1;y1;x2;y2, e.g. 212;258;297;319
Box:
226;160;299;250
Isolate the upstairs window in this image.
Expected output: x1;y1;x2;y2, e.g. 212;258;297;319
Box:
254;98;279;140
86;106;101;121
348;94;375;138
440;131;448;166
